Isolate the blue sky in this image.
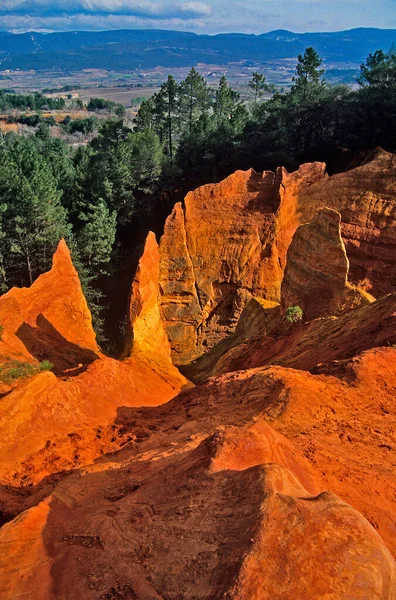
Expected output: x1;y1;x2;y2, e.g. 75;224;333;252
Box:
1;0;395;34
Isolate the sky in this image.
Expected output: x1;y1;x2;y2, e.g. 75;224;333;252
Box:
1;0;395;34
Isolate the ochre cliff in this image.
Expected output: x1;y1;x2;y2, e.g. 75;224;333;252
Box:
0;240;99;373
0;152;395;600
127;231;172;365
1;346;395;599
133;149;396;364
280;207;374;320
0;241;187;484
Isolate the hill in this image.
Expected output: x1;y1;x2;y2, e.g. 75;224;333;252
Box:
0;27;395;71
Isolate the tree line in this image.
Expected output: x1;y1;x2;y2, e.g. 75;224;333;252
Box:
0;90;66;112
134;46;395;179
0;46;394;347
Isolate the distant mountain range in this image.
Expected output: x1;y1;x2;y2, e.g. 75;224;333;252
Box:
0;28;394;71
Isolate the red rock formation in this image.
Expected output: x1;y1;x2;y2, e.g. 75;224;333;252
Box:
298;148;396;297
230;466;396;599
281;207;374;320
133;149;395;365
212;291;396;377
0;354;187;484
157;171;283;364
0;239;99;373
1;347;395;599
1;154;396;600
127;231;172;365
151;163;327;364
0;241;187;484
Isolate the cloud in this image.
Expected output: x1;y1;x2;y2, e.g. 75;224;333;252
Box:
0;0;212;19
0;0;394;34
0;12;212;33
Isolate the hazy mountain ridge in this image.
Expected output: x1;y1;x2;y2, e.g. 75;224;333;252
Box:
0;27;394;70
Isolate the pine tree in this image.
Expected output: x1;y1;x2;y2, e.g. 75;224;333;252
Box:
77;200;116;271
292;47;325;98
134;98;155;131
358;48;396;88
248;72;268;104
0;137;70;286
214;75;246;132
161;75;179;162
179;68;211;134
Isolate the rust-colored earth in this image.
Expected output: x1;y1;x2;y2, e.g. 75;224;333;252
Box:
0;150;395;599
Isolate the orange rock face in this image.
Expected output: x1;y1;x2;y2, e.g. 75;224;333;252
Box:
298;149;396;297
157;171;283;364
0;241;187;485
281;207;374;320
0;239;99;373
151;163;328;364
127;231;173;365
1;347;395;599
133;149;395;364
1;154;396;600
211;290;396;377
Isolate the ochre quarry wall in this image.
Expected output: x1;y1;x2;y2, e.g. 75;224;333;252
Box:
133;149;396;365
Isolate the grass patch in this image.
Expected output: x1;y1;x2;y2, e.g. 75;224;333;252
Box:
0;359;54;384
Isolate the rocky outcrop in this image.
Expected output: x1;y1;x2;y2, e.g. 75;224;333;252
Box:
185;208;380;383
0;241;188;483
133;149;395;365
157;170;283;364
0;239;99;373
212;291;396;377
0;353;187;484
1;153;396;600
298;148;396;298
127;231;172;365
281;207;375;320
231;466;396;600
149;163;327;364
1;347;395;599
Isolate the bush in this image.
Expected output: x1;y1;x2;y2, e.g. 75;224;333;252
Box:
0;324;3;341
285;305;304;323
